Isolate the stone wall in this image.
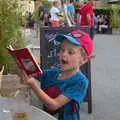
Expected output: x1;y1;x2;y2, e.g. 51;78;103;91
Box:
0;75;30;97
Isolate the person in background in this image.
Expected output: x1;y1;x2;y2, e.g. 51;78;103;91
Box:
20;29;93;120
50;1;62;27
43;9;51;26
77;0;96;39
97;15;104;32
66;0;76;25
38;2;45;26
98;15;109;33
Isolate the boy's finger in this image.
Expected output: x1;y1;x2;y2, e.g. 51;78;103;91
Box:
22;70;28;78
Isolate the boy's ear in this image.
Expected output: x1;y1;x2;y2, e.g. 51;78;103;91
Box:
81;56;90;65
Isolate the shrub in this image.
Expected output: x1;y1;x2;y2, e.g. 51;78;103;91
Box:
111;7;120;28
94;8;112;16
0;0;26;74
94;8;112;21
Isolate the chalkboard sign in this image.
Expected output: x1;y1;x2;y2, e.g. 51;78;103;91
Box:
40;27;89;69
40;27;92;114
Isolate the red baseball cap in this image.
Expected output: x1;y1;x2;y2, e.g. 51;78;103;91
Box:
55;29;93;56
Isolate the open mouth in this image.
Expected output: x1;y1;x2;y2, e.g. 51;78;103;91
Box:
61;59;68;65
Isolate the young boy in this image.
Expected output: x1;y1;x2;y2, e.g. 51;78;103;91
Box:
21;29;93;120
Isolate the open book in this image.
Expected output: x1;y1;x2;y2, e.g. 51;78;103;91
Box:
7;45;42;78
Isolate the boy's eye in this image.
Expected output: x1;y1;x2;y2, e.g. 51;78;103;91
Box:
60;48;65;52
68;50;75;55
60;46;76;55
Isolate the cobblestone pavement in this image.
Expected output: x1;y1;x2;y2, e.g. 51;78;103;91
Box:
25;29;120;120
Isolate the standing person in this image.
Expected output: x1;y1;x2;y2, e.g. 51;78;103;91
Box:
66;0;76;25
38;2;45;26
20;29;93;120
77;0;96;39
43;9;51;26
50;1;61;27
98;15;109;33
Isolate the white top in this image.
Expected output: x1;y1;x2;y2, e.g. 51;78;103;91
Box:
50;6;60;21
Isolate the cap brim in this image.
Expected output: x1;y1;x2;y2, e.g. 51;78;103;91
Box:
55;34;81;46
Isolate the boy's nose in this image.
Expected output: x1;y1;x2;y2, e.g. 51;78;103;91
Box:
61;51;68;57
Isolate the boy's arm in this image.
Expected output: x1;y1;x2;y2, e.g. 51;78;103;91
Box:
21;71;71;111
32;82;71;111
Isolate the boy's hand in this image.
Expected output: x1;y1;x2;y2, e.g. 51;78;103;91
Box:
19;70;36;87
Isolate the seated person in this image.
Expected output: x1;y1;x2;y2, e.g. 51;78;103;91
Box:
98;15;109;33
20;29;93;120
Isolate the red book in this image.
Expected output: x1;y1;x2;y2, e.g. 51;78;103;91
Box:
7;45;42;78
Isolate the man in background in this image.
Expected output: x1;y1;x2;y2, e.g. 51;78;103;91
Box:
77;0;96;39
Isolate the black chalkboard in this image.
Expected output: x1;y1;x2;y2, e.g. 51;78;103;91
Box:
40;26;92;114
40;27;89;68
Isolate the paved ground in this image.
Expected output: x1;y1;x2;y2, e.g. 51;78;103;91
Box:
25;29;120;120
80;34;120;120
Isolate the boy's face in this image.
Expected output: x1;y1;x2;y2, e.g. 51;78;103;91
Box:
59;40;87;71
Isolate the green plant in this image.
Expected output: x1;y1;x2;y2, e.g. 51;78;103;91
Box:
111;7;120;28
0;0;26;74
94;8;112;19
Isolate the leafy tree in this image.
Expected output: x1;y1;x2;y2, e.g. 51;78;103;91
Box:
0;0;26;74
